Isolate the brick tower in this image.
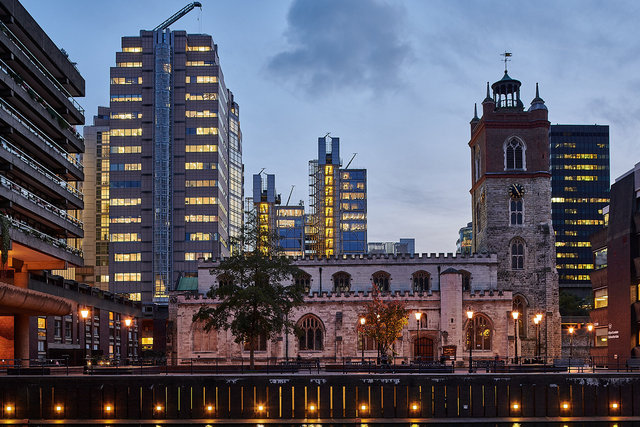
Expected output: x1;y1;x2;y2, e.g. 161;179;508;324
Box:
468;68;561;360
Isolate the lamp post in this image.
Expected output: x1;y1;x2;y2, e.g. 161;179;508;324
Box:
533;318;540;360
360;317;366;364
80;307;90;362
414;312;422;362
124;318;132;364
466;309;474;373
535;313;543;362
587;323;594;368
568;326;575;359
511;311;519;364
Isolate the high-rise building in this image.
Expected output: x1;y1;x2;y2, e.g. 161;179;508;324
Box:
456;222;473;256
108;27;242;303
550;124;610;299
469;72;561;358
308;136;366;256
0;0;85;361
368;238;415;255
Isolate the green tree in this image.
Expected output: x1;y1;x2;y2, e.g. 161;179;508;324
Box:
358;285;409;361
193;211;306;369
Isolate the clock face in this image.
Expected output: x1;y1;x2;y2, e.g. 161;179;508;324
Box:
508;183;525;200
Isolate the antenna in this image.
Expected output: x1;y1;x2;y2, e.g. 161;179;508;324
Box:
345;153;357;169
324;132;331;139
500;51;512;73
259;168;266;175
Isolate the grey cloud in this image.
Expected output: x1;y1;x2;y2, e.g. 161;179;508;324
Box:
267;0;411;95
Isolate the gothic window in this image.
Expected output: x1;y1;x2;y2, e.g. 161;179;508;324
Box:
298;314;324;351
511;239;525;270
505;138;525;170
412;270;430;292
294;271;311;293
243;333;267;351
465;314;492;351
459;270;472;291
332;271;351;293
358;323;377;351
474;146;481;181
476;202;482;231
513;295;527;337
192;321;217;352
510;200;523;225
372;271;391;292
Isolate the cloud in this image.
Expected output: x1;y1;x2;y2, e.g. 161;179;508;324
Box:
267;0;411;95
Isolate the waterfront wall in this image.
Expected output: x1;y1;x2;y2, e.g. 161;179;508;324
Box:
0;373;638;421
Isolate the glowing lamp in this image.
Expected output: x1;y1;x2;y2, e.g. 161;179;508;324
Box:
308;404;316;412
206;405;214;412
105;405;112;412
562;402;569;409
568;326;574;334
466;309;473;319
5;405;13;413
55;405;63;413
360;317;365;326
512;403;519;410
360;403;367;412
155;405;163;412
535;313;543;321
612;402;619;409
511;311;519;320
80;308;89;319
124;318;132;327
257;404;265;412
587;324;594;332
411;403;419;411
414;312;422;321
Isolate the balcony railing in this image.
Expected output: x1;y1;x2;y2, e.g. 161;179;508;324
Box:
0;135;83;200
0;21;84;116
1;213;82;257
0;58;84;143
0;175;83;229
0;97;83;171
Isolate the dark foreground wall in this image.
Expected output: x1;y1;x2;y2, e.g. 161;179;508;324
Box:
0;373;638;421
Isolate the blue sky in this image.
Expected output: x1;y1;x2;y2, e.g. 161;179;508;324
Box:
24;0;639;253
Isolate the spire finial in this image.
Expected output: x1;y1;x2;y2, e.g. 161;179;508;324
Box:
500;51;512;73
473;103;479;120
535;82;540;98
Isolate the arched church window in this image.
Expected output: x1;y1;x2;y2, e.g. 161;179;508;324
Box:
294;271;311;293
513;295;527;337
510;200;523;225
505;138;525;170
474;146;481;181
332;271;351;293
412;270;430;292
298;314;324;351
465;313;492;351
511;239;525;270
372;271;391;292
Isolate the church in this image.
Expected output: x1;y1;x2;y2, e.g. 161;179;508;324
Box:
168;69;562;366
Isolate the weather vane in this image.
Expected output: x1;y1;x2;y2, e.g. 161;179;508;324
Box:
500;51;512;73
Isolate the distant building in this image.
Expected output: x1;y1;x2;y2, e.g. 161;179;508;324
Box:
368;238;415;255
589;161;640;366
550;125;610;299
307;136;367;256
456;223;473;256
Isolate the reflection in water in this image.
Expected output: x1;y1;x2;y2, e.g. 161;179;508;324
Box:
13;422;637;427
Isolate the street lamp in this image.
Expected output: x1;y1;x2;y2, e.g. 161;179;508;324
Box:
359;317;366;364
124;318;132;364
533;317;540;361
466;308;474;373
414;312;422;362
511;311;519;364
535;313;543;362
587;323;594;369
568;326;575;359
80;307;90;362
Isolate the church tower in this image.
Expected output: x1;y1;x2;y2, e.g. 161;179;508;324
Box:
469;67;561;359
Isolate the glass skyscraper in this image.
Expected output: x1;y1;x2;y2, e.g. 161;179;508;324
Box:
550;124;610;299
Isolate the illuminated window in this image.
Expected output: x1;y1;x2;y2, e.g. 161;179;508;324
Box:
38;317;46;329
185;180;216;187
186;232;211;241
114;273;141;282
110;233;140;242
128;292;141;301
185;197;217;205
186;60;215;66
111;145;142;154
110;112;142;120
465;314;492;350
110;128;142;137
505;138;525;170
186;127;218;135
185;252;212;261
185;93;218;101
122;47;142;52
110;198;141;206
185;214;217;222
185;110;217;117
111;76;142;84
110;163;141;171
297;314;324;351
185;162;216;170
594;248;607;269
186;45;212;51
114;253;141;262
594;288;608;308
185;75;218;83
110;216;141;223
116;62;142;67
511;239;524;270
110;94;142;102
186;144;217;152
595;327;608;347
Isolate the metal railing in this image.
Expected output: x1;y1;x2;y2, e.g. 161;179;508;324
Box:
0;136;83;200
0;175;83;229
1;213;83;257
0;98;82;170
0;21;84;116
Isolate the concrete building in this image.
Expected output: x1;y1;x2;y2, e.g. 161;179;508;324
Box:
589;161;640;366
368;239;416;255
550;124;610;300
469;72;561;358
0;0;86;363
107;26;242;303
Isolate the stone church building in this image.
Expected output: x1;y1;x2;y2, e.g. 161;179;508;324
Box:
168;70;561;365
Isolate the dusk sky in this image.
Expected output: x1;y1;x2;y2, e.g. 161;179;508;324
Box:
24;0;639;254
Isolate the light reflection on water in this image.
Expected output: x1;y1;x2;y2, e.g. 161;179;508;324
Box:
16;423;636;427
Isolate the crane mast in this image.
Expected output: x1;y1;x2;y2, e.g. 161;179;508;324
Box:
153;2;202;31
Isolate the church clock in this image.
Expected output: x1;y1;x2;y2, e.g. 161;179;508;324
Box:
508;183;525;200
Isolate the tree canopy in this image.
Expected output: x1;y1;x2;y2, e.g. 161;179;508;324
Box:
358;285;408;359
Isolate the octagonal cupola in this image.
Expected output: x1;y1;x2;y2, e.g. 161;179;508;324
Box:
491;70;524;111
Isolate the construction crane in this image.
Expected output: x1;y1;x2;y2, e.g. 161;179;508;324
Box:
153;2;202;32
286;185;295;206
345;153;357;169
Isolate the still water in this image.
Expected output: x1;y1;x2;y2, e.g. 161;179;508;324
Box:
17;423;637;427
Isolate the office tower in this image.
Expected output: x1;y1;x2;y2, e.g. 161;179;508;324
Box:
469;73;560;358
108;27;242;303
456;222;472;256
308;136;367;257
0;0;84;361
368;238;415;255
550;125;610;299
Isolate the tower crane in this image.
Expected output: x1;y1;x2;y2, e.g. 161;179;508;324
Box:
153;2;202;32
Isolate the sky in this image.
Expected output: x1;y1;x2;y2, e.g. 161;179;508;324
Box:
23;0;640;254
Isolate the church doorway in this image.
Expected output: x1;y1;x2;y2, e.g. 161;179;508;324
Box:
414;336;434;361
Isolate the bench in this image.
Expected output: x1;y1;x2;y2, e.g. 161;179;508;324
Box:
626;358;640;371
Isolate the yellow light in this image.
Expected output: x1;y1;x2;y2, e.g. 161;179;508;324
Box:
105;405;112;411
562;402;569;409
411;403;419;411
534;318;539;325
587;324;593;332
155;405;163;412
55;405;63;413
80;308;89;319
5;405;13;412
308;404;316;411
512;311;519;320
360;317;366;325
207;405;213;412
466;310;473;319
124;318;132;327
612;402;619;409
512;403;519;410
360;404;367;411
536;313;543;321
568;326;574;334
414;312;422;321
257;404;265;412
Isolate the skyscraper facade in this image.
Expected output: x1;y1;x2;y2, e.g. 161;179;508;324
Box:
308;136;366;257
550;124;610;299
108;29;242;303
